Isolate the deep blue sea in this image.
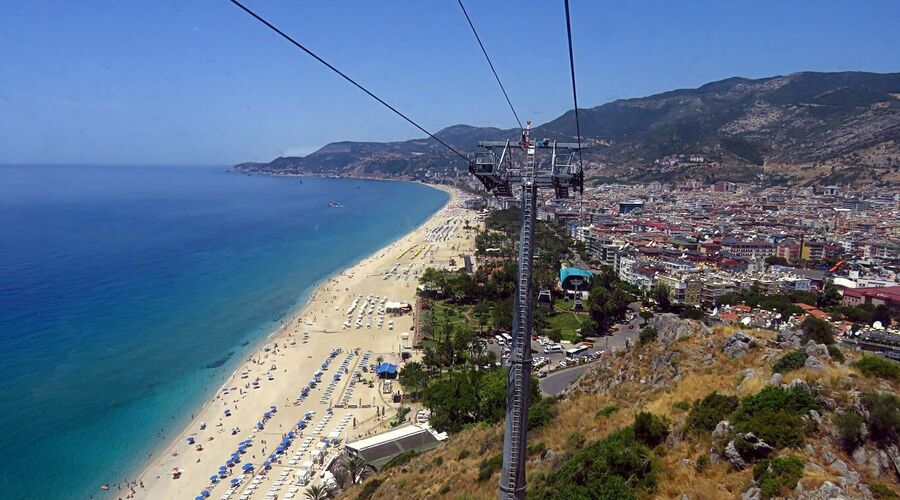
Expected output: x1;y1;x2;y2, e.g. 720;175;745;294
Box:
0;164;447;499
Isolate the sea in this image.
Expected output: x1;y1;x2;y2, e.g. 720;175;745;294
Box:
0;164;448;499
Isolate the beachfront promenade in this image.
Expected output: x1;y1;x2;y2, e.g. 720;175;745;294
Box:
132;187;473;500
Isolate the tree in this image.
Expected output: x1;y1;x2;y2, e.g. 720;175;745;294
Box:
473;301;491;334
800;316;834;345
304;484;332;500
652;284;672;313
398;361;428;400
872;304;891;327
580;318;598;337
338;453;374;484
817;279;841;309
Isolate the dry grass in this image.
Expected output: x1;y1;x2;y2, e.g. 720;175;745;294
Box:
339;324;900;499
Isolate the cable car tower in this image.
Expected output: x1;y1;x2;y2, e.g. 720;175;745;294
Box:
469;121;583;499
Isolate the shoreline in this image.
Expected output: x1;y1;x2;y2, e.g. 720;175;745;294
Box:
127;182;465;499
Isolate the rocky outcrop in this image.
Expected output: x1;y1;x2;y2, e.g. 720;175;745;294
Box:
776;327;802;349
723;331;756;358
649;314;710;343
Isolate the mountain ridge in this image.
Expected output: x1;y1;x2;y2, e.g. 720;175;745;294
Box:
235;71;900;185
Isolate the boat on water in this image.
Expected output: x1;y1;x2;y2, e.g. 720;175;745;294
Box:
328;201;344;208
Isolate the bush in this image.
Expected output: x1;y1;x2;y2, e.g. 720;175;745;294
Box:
772;350;807;373
753;455;804;499
694;454;709;472
732;386;819;449
634;412;670;447
548;328;563;343
686;392;740;433
800;316;834;345
476;453;503;482
672;400;691;412
834;410;866;452
529;428;659;499
862;391;900;447
527;441;547;458
827;344;845;363
457;449;470;460
565;430;586;451
355;478;383;500
437;484;451;495
432;456;443;466
639;327;658;345
855;356;900;381
595;405;619;418
640;310;654;321
529;398;558;429
870;482;900;499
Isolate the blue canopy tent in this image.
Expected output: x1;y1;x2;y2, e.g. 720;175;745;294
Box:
375;362;398;379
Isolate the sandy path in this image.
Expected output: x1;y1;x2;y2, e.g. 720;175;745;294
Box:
121;185;474;500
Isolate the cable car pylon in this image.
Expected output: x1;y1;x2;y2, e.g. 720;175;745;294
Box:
469;122;583;499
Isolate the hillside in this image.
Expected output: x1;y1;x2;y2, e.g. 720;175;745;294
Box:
342;317;900;499
234;71;900;186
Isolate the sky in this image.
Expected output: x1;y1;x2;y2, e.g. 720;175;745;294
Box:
0;0;897;166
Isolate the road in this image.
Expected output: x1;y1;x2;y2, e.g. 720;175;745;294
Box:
538;314;643;396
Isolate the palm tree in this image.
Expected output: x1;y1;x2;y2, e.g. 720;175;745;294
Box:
304;483;332;500
339;453;374;484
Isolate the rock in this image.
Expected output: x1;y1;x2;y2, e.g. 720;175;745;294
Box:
771;373;784;386
709;450;721;464
824;451;838;465
809;409;823;426
807;462;823;474
650;313;704;343
805;340;831;360
852;447;867;466
805;355;826;371
737;433;775;460
887;445;900;477
789;379;813;394
712;420;732;442
831;459;849;477
725;440;748;470
723;331;757;358
777;327;802;349
739;369;759;389
797;481;844;500
742;486;761;500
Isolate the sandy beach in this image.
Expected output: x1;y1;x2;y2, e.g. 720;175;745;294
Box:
120;184;473;500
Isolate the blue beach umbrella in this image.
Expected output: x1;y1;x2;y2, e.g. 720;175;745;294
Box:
264;412;271;419
257;422;264;430
230;478;239;486
270;404;277;411
268;453;276;460
195;496;204;500
210;475;218;482
201;490;210;497
262;461;271;469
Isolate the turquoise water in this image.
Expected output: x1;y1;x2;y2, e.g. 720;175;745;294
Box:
0;165;447;499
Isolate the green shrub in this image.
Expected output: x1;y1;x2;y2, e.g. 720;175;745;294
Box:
672;400;691;412
772;350;807;373
432;455;443;466
855;356;900;381
355;478;383;500
834;410;866;452
639;327;658;345
862;391;900;446
732;386;819;449
457;449;470;460
634;412;670;447
565;430;586;451
870;482;900;499
527;441;547;458
595;405;619;418
437;484;451;495
686;392;740;433
476;453;503;482
383;450;418;470
529;398;558;429
827;344;845;363
529;427;659;499
800;316;834;345
694;454;709;472
753;456;804;499
640;311;654;320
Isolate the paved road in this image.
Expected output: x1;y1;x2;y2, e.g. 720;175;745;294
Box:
538;316;643;396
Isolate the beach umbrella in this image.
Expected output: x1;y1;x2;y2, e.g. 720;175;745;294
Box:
201;490;210;497
262;461;271;469
268;453;276;460
210;475;218;483
187;436;195;444
195;496;204;500
219;465;227;471
275;447;284;455
288;431;295;438
264;412;271;419
270;404;277;411
230;478;240;486
256;422;264;430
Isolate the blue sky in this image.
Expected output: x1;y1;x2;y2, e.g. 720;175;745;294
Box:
1;0;897;166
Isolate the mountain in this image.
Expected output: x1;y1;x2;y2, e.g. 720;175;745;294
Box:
234;71;900;185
